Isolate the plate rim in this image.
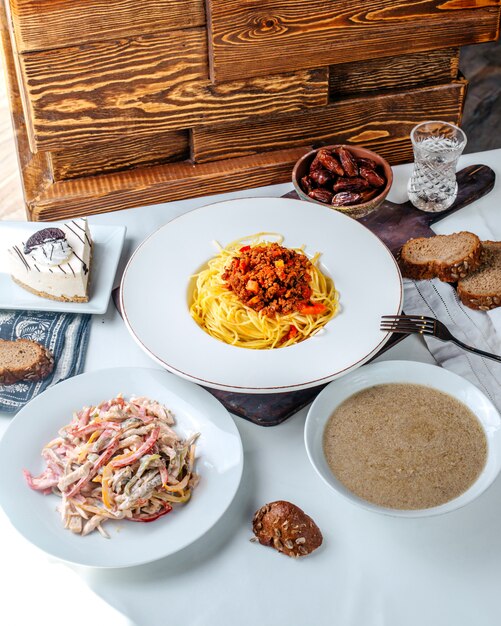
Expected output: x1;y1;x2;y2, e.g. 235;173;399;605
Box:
0;366;244;568
0;222;126;314
120;196;403;393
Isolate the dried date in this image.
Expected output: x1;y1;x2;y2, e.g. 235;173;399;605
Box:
300;175;314;194
331;192;362;207
310;167;333;187
310;153;323;172
357;157;378;170
359;165;385;188
308;189;333;203
316;149;344;176
333;177;369;193
302;146;387;208
359;188;380;202
335;147;358;177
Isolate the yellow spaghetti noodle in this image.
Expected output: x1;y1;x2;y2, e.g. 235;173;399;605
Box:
190;233;339;349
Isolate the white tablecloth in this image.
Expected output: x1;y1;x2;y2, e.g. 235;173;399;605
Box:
1;150;500;626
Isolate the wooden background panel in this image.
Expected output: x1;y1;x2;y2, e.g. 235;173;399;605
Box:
19;28;328;151
3;0;37;152
0;0;51;213
49;130;190;180
30;147;310;221
192;81;466;163
8;0;206;52
330;48;459;98
206;0;500;81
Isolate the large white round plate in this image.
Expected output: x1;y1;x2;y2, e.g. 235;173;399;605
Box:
121;197;403;393
0;367;243;568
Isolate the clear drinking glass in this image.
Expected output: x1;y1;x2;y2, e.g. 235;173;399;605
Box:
407;121;467;212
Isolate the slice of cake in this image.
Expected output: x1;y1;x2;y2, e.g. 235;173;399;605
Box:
9;218;92;302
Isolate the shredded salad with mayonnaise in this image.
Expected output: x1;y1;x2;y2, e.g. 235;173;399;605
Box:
24;394;199;537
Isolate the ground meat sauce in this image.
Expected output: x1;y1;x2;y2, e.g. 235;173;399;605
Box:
222;243;314;317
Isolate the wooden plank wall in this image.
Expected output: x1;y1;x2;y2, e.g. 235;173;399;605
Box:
206;0;500;81
49;130;190;180
2;0;499;220
192;81;467;163
8;0;206;52
19;29;328;151
0;1;51;212
30;81;465;221
329;49;460;98
33;148;312;221
42;47;461;181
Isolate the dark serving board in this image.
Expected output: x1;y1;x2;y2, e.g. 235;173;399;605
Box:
114;164;495;426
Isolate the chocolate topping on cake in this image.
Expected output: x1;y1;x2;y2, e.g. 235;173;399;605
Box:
24;228;66;254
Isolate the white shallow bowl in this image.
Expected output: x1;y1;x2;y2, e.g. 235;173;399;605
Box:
0;367;243;568
305;360;501;518
120;197;402;393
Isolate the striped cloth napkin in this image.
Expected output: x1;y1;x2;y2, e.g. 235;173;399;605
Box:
0;309;91;413
403;278;501;409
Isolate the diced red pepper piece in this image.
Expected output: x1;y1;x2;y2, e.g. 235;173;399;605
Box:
280;325;299;345
299;303;327;315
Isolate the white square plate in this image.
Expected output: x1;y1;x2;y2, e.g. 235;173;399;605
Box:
0;221;126;314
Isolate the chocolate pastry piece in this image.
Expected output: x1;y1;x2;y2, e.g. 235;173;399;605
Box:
252;500;323;558
24;228;66;254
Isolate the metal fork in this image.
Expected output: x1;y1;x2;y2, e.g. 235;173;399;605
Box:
381;314;501;363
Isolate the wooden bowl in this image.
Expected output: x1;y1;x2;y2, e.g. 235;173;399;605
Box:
292;145;393;219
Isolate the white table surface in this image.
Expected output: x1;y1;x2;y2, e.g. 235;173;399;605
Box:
1;149;500;626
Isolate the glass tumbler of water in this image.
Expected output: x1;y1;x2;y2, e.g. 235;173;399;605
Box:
407;121;467;212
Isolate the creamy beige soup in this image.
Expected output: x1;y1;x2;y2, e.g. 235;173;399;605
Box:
323;383;487;509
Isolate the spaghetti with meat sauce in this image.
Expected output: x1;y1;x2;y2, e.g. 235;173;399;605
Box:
222;243;315;317
190;234;339;350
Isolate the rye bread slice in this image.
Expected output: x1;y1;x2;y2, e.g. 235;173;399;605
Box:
398;232;482;282
457;241;501;310
0;339;54;385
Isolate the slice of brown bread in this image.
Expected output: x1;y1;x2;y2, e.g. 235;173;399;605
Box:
0;339;54;385
457;241;501;310
399;232;482;282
